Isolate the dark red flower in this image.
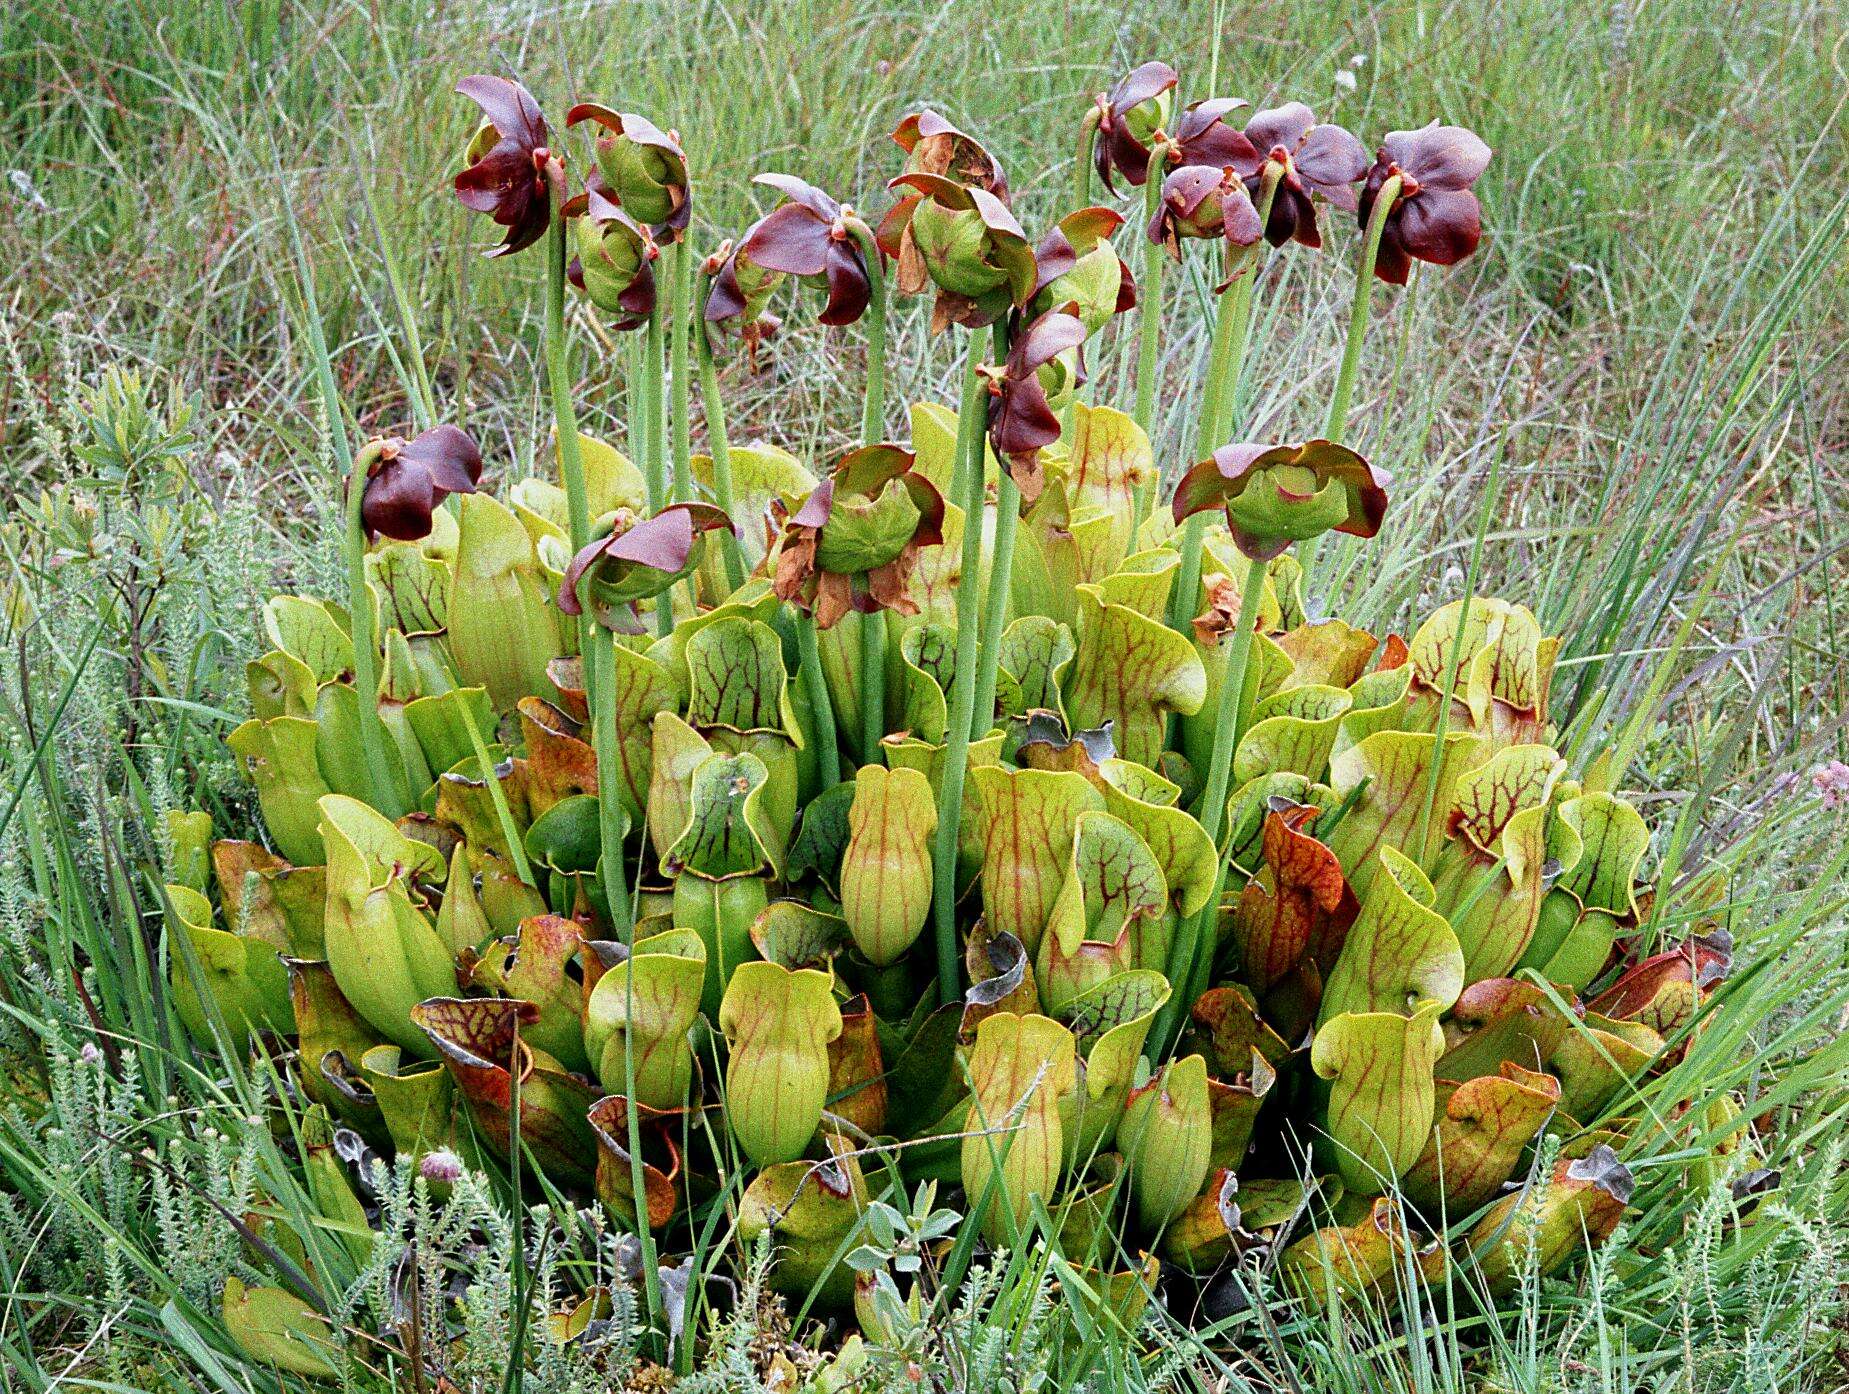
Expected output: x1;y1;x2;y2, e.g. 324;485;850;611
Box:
890;111;1009;200
1171;97;1258;169
1147;165;1263;262
558;503;733;631
453;76;555;258
1092;61;1178;191
360;425;483;541
739;174;873;326
1231;103;1368;250
1359;123;1492;284
986;307;1087;504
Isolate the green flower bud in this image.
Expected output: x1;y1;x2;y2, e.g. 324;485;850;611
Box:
813;477;924;575
908;197;1011;300
1036;240;1123;335
1171;440;1389;562
564;105;690;236
1121;86;1173;149
573;214;654;326
1035;348;1083;414
598;137;678;226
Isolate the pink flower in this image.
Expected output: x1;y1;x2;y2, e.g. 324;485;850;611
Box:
1811;759;1849;809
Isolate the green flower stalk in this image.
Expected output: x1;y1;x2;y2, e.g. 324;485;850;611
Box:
1155;438;1389;1044
851;215;890;446
693;267;749;593
1128;139;1173;526
1324;172;1398;446
931;340;991;1000
669;237;694;506
1169;164;1284;637
973;308;1085;731
1074;105;1101;208
546;204;597;622
1327;123;1491;441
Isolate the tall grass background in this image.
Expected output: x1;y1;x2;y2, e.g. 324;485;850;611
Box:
0;0;1844;1388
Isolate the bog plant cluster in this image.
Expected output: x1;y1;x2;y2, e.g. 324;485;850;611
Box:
166;58;1734;1378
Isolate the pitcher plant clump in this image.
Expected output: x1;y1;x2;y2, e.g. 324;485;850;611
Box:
182;57;1756;1377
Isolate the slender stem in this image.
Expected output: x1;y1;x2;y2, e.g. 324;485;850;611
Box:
619;964;664;1340
931;337;989;1003
643;274;668;510
1191;245;1244;462
969;473;1019;741
645;269;673;638
860;609;886;761
591;605;662;1336
1075;107;1100;209
1168;171;1283;639
796;612;841;788
695;314;749;593
848;220;888;446
456;696;536;889
1324;173;1401;443
1129;144;1172;527
342;450;405;817
629;329;651;495
669;239;694;502
1152;552;1267;1051
585;624;632;935
545;210;599;693
546;215;594;551
969;321;1018;738
501;1017;524;1394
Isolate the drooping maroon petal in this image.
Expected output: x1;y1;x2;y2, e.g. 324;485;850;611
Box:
1277;184;1323;249
1175;98;1260;174
1242;102;1316;155
791;477;836;529
396;424;483;495
752;172;841;221
361;426;484;541
1372;223;1415;285
704;245;752;322
1032;205;1124;296
1294;122;1369;194
1395;187;1482;266
453;146;533;213
818;241;872;325
361;455;440;542
456;75;548;151
988;309;1086;497
1383;123;1492;189
559;536;605;615
738;203;826;276
1221;184;1263;248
